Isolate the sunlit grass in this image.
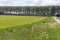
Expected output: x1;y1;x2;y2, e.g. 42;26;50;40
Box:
0;17;60;40
0;16;46;29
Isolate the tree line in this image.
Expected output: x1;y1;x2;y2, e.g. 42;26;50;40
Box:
0;6;60;16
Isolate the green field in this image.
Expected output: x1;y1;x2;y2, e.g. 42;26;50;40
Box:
0;16;46;29
0;16;60;40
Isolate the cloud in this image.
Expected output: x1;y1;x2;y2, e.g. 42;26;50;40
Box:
34;0;60;6
42;0;58;6
0;0;60;6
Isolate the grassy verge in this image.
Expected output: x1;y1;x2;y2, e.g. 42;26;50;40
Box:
0;17;60;40
57;17;60;20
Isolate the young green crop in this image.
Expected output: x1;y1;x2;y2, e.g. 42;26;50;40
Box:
0;16;46;29
0;17;60;40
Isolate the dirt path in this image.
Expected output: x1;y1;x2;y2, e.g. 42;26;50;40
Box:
53;17;60;24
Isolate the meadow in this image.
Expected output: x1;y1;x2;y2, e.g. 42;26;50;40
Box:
0;16;60;40
0;16;46;29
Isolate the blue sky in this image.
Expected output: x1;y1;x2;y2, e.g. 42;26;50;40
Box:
0;0;60;6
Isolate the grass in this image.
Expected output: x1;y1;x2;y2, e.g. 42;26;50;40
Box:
0;16;60;40
57;17;60;19
0;16;46;29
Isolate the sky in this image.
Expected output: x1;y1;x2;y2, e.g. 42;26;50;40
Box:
0;0;60;6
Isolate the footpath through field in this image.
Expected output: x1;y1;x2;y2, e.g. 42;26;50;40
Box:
53;17;60;24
